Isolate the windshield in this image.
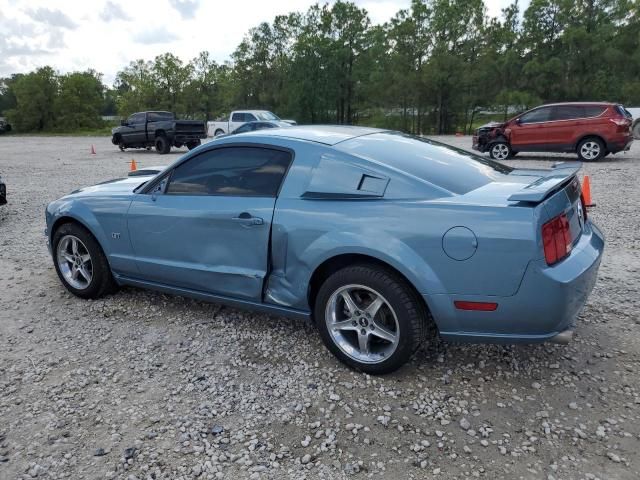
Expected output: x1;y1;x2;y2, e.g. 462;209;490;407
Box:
255;111;280;121
338;132;513;195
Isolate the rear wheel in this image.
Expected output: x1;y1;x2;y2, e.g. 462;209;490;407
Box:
489;141;512;160
214;129;225;137
187;140;201;150
577;137;605;162
52;223;117;299
314;264;429;374
155;135;170;154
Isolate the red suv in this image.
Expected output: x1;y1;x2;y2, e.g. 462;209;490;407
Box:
473;102;633;161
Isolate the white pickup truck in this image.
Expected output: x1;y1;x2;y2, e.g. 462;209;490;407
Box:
207;110;296;137
627;107;640;139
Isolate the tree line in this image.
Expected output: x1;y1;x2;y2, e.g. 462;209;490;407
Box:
1;0;638;134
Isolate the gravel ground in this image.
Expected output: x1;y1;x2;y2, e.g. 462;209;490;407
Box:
0;135;638;480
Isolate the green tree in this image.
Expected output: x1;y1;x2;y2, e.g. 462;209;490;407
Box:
54;70;104;130
6;67;57;131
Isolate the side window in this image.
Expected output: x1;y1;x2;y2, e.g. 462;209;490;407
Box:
231;112;244;122
519;107;551;124
246;113;257;121
131;113;145;124
166;147;292;197
551;105;584;121
127;114;137;124
584;106;606;117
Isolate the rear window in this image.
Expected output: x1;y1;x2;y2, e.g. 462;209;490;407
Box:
615;105;632;118
551;105;584;121
584;106;607;117
337;133;513;195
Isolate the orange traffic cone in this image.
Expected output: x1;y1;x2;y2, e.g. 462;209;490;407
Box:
90;145;96;155
582;175;593;207
130;159;137;172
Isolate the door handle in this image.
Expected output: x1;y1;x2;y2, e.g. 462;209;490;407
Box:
232;212;263;226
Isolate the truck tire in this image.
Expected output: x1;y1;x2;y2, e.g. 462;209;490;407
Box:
155;135;170;155
214;129;225;137
187;140;201;150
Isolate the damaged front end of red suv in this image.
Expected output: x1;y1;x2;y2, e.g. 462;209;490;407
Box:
472;121;507;153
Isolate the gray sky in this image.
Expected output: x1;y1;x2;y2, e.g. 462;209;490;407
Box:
0;0;527;85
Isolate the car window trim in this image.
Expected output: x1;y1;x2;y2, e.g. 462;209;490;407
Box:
140;143;296;198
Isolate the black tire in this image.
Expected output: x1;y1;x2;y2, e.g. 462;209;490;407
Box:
187;140;201;150
155;135;170;154
52;222;118;299
489;141;512;160
214;129;225;137
314;264;429;374
577;137;605;162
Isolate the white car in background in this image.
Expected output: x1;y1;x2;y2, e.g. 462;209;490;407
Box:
207;110;296;137
626;107;640;139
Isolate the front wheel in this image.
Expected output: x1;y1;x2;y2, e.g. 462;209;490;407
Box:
155;135;170;154
52;223;118;299
214;129;225;137
489;141;512;160
577;137;605;162
314;264;429;374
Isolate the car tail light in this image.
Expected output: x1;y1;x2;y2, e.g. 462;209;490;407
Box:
542;213;572;265
454;301;498;311
610;117;631;131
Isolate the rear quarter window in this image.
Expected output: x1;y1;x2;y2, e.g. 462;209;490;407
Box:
337;133;513;195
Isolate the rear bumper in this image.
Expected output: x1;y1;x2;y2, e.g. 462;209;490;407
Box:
607;134;633;154
174;133;207;142
426;221;604;343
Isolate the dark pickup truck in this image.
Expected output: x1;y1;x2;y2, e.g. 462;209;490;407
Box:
111;111;207;154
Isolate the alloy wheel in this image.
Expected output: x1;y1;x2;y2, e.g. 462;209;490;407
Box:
56;235;93;290
580;141;600;160
325;284;400;364
491;143;510;160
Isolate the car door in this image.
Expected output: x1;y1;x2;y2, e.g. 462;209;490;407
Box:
127;113;147;144
547;105;585;148
229;113;249;132
120;113;141;144
126;145;293;301
508;107;553;150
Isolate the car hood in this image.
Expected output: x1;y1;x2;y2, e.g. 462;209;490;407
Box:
477;121;505;130
69;175;156;197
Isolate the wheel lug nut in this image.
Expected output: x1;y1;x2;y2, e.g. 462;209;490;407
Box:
351;321;357;326
370;324;375;330
360;329;366;335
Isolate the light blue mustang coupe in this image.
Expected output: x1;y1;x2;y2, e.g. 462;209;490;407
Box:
46;126;604;373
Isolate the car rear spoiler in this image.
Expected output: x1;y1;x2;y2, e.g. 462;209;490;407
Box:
507;162;582;203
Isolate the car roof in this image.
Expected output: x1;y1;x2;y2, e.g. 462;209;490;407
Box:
538;102;614;107
236;125;388;145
